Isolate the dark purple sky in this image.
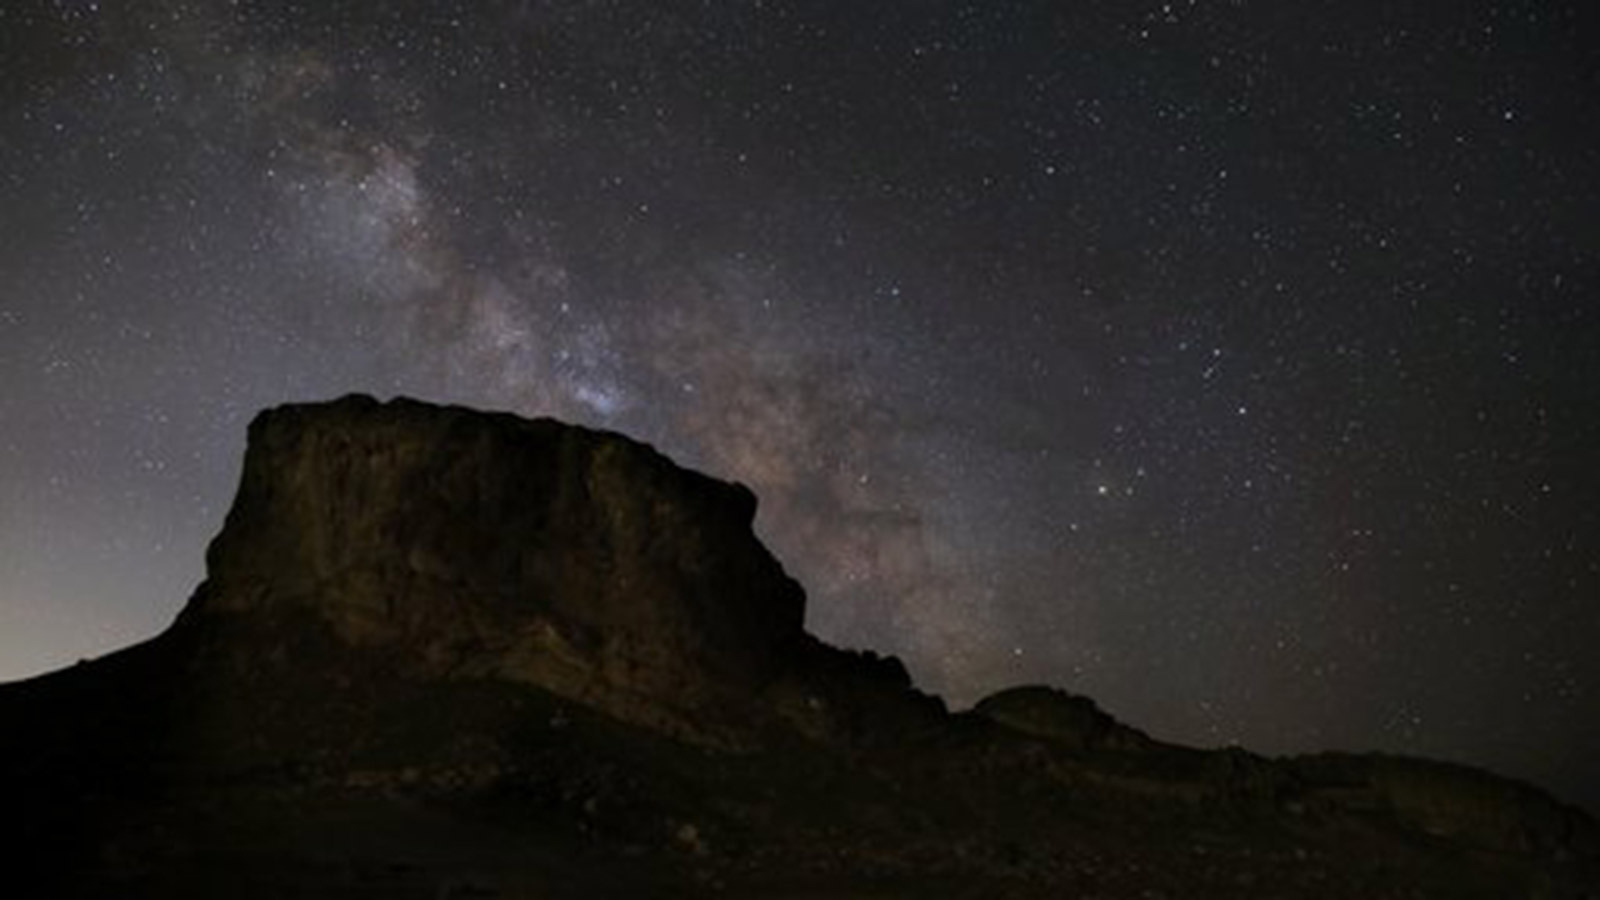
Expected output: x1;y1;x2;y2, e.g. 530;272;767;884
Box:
2;1;1596;810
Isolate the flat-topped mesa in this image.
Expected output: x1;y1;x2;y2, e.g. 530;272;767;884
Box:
187;395;809;732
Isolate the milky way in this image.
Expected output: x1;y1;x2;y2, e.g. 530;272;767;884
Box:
2;1;1596;810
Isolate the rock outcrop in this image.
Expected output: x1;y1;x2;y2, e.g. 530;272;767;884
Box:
180;396;829;744
208;400;788;683
973;685;1154;752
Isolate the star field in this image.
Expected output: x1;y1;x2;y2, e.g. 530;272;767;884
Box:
2;1;1597;810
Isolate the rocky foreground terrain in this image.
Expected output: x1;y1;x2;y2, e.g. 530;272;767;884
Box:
2;395;1595;898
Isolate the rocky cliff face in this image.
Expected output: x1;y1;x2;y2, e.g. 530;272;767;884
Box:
187;396;821;739
2;395;1595;899
172;395;936;749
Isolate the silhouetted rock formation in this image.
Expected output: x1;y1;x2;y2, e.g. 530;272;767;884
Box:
974;685;1154;752
190;395;813;744
168;396;941;751
1;395;1594;898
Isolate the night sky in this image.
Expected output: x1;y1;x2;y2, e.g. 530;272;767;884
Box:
2;2;1597;810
